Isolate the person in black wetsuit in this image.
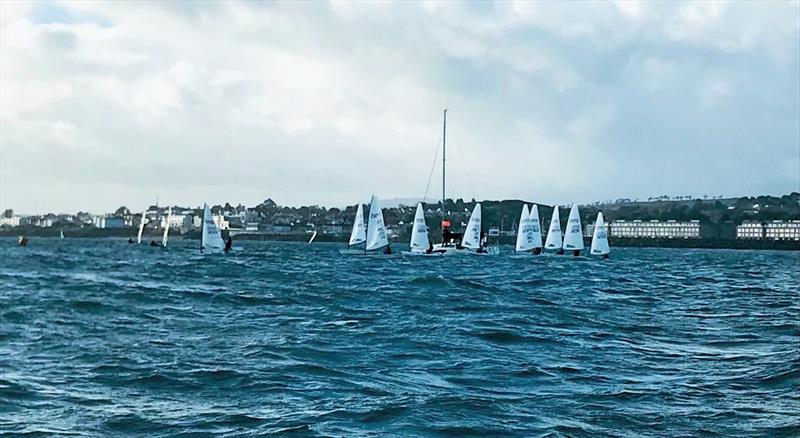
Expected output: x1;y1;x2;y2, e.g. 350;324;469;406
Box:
602;254;609;259
149;240;159;247
426;242;433;254
572;250;580;256
128;238;134;244
224;237;233;253
383;245;392;254
532;247;542;255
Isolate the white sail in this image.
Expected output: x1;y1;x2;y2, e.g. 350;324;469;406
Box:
136;210;147;244
590;212;610;255
60;230;64;239
529;204;543;249
409;202;430;253
515;204;533;252
365;196;388;251
308;230;318;244
462;203;482;249
201;203;225;253
348;204;366;246
544;206;562;249
562;203;584;250
161;207;171;247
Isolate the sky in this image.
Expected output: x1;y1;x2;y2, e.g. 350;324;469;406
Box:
1;0;799;214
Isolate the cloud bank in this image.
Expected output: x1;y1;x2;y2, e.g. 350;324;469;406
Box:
1;0;798;213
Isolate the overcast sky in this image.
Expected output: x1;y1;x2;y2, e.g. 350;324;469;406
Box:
1;1;798;214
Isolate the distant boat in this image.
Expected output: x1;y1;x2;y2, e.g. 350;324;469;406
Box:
339;203;366;255
161;207;172;248
562;203;584;256
18;235;28;247
402;202;440;257
590;212;610;258
529;205;543;252
364;195;390;254
515;204;533;253
136;210;147;244
427;109;494;256
544;206;563;253
59;230;65;239
200;203;225;253
308;230;317;244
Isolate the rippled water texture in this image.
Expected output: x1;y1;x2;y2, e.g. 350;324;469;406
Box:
1;238;798;437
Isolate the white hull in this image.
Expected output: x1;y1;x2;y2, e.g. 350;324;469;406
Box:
338;248;399;257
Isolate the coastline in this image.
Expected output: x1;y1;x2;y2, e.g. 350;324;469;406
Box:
2;228;797;251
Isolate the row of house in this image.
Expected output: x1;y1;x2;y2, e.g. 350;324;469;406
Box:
736;221;800;241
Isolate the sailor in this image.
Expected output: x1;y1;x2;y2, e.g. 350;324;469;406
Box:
18;235;28;247
149;240;159;247
572;250;580;256
383;245;392;255
532;247;542;255
602;254;609;259
557;248;565;255
426;242;433;254
224;237;233;253
128;238;134;244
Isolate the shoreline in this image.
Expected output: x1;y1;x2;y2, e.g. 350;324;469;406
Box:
2;229;797;251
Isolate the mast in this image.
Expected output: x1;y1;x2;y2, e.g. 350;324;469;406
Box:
441;108;447;244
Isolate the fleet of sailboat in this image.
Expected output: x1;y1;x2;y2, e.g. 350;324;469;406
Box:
118;106;611;259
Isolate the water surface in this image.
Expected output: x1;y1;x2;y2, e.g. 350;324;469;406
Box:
1;239;798;436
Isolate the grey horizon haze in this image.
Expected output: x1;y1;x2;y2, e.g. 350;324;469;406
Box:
1;1;798;215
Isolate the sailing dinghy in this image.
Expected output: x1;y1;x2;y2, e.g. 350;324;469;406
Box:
512;204;543;256
562;203;584;256
401;202;441;257
590;212;610;258
161;207;171;248
544;206;563;254
201;203;225;253
136;210;147;244
339;203;367;255
341;196;393;256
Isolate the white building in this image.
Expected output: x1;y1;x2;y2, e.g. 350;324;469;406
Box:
764;220;800;240
610;220;701;239
736;222;764;239
0;216;20;227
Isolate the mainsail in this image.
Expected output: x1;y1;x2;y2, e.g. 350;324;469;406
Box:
462;203;482;249
409;202;430;253
365;196;388;251
161;207;172;247
348;204;366;246
590;212;610;255
136;210;147;244
544;206;562;249
201;203;225;253
529;204;543;249
562;203;584;250
515;204;533;252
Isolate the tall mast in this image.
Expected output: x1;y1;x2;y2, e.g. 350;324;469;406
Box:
442;108;447;243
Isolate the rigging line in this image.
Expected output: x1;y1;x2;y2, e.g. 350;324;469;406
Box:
422;138;441;203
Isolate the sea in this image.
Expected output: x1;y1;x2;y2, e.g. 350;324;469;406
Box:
1;238;798;437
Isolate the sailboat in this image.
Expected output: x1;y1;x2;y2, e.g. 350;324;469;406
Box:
364;195;390;254
428;109;494;256
60;230;65;239
339;203;367;255
529;205;544;253
161;207;172;248
401;202;438;256
544;206;563;254
308;230;318;244
513;204;543;256
136;210;147;244
590;212;610;258
200;203;225;253
562;203;584;256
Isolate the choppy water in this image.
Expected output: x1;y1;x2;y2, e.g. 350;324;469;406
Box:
1;238;798;437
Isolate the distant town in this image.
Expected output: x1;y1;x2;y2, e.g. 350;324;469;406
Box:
2;193;799;249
